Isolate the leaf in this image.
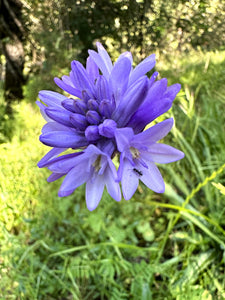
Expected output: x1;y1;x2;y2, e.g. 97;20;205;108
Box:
212;182;225;195
172;249;217;292
141;282;152;300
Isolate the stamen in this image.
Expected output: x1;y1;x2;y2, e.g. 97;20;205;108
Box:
92;155;101;172
130;147;140;159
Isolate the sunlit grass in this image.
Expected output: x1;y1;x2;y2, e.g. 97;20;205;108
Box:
1;50;225;299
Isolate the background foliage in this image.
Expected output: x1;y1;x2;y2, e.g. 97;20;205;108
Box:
1;0;225;299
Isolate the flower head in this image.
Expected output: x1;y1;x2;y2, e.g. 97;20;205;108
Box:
37;42;184;210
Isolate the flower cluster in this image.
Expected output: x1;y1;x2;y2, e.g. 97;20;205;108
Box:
37;42;184;211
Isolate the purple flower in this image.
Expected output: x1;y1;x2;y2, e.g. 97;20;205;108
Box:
44;145;121;211
37;42;184;210
115;118;184;200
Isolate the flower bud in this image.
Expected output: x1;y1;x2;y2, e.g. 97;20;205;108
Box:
99;99;114;118
74;100;87;115
70;113;88;130
85;125;100;141
98;119;117;138
87;99;99;111
86;110;101;125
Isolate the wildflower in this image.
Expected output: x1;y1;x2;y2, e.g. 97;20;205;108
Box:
115;118;184;200
44;145;121;211
37;42;183;210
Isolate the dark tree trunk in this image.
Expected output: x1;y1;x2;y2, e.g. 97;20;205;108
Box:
2;40;24;107
0;0;25;112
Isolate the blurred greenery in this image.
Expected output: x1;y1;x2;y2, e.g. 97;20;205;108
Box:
1;0;225;299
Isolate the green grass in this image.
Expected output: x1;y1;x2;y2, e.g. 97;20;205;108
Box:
1;50;225;299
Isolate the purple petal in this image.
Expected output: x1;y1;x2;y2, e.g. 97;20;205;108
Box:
95;139;116;157
38;147;67;168
128;79;179;133
86;110;101;125
61;99;77;113
74;100;87;115
42;122;72;134
136;99;172;134
61;75;74;86
45;108;73;127
58;160;89;197
145;143;185;163
54;77;82;98
121;159;139;200
36;100;46;111
110;57;131;103
129;102;171;134
97;156;108;176
133;118;174;146
70;113;88;130
115;127;134;152
83;144;105;173
85;125;100;141
99;99;115;118
95;75;112;101
140;161;165;193
38;90;67;107
112;76;148;127
164;83;181;99
116;51;133;65
86;175;105;211
48;152;83;173
128;78;167;130
71;61;95;95
98;119;117;138
84;144;103;156
86;56;99;82
149;71;158;87
141;78;168;104
105;165;121;201
129;54;156;86
88;50;110;79
96;42;113;74
36;101;51;122
87;99;99;111
40;131;87;148
47;172;65;182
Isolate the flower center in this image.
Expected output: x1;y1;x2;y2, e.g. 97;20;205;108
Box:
92;155;102;172
63;96;117;143
130;147;140;159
